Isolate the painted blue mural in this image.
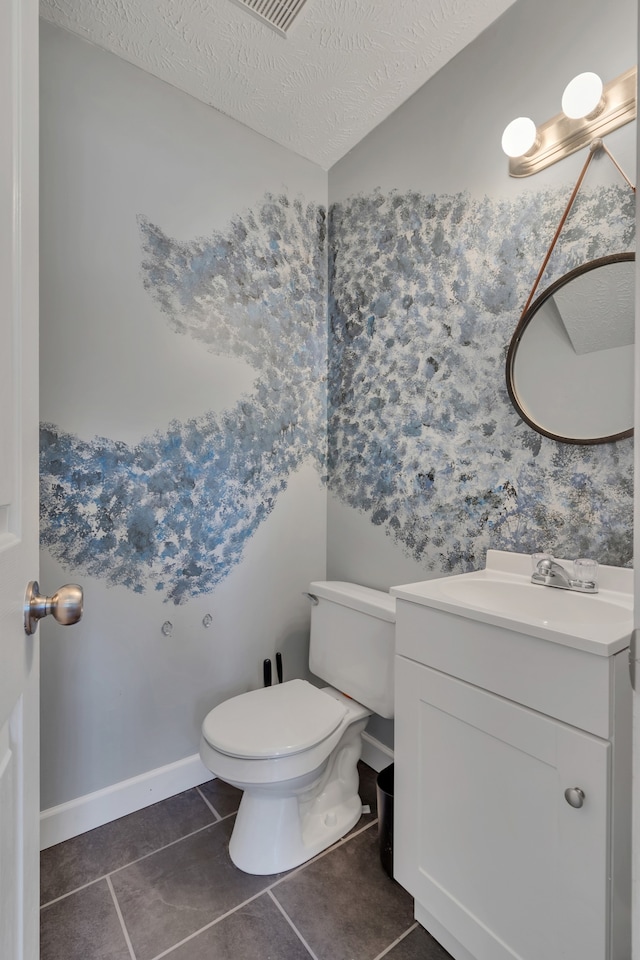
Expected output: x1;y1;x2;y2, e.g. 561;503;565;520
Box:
328;185;635;572
40;182;635;604
40;195;327;604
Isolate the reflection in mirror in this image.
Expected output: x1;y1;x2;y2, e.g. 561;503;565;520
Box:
506;253;635;444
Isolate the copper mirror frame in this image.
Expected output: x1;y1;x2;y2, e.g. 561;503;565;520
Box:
506;252;635;445
505;141;636;446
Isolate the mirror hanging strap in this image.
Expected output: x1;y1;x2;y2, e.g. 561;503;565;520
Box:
520;140;636;321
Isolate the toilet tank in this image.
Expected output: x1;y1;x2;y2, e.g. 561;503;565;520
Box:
308;581;396;719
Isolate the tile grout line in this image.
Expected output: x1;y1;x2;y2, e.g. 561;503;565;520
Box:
267;889;321;960
41;811;378;911
41;803;380;960
143;844;339;960
267;817;379;891
41;875;110;909
107;875;138;960
138;817;382;960
343;816;379;843
195;785;223;820
370;922;420;960
147;889;268;960
40;817;234;909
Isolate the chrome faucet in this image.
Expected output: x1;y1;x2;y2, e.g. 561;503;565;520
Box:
531;557;598;594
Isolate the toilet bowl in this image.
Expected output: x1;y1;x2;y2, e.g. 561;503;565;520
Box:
200;581;396;875
201;680;370;874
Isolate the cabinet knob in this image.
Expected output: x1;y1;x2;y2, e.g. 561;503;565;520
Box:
564;787;585;808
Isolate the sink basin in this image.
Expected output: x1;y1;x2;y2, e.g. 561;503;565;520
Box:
439;576;631;626
391;550;633;655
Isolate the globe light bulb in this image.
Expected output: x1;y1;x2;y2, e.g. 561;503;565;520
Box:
561;72;604;119
501;117;538;158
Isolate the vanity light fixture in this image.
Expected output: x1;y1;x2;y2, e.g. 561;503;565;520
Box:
561;72;604;120
502;66;636;176
501;117;539;158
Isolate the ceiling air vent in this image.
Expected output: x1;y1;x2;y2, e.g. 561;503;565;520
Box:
229;0;309;36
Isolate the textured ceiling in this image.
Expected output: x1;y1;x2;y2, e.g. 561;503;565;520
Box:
40;0;517;169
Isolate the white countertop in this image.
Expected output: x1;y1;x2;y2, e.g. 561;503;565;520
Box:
391;550;633;657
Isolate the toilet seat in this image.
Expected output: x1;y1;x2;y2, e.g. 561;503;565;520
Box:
202;679;348;760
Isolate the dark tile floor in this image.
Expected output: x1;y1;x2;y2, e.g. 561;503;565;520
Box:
41;763;452;960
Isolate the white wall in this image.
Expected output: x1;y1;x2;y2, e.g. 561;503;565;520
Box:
331;0;636;203
326;0;636;747
39;21;328;810
327;0;636;588
39;0;637;808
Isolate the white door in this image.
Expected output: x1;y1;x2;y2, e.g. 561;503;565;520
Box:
633;35;640;951
633;15;640;954
0;0;40;957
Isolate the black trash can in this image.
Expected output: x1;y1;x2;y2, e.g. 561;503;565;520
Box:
376;763;394;879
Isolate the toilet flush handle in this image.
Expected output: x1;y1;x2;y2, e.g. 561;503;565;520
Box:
303;592;319;606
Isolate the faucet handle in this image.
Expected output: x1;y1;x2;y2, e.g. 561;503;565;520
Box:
531;552;553;573
573;558;598;586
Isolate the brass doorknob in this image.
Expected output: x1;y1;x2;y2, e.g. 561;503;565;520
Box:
24;581;83;635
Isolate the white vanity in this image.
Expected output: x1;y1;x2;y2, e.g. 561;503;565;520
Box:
391;550;632;960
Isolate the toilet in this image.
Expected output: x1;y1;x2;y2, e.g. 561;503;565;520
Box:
199;580;396;875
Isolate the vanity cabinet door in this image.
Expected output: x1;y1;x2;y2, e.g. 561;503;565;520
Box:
394;656;611;960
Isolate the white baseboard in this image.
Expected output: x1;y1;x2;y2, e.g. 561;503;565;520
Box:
40;753;213;850
360;731;394;772
40;734;394;850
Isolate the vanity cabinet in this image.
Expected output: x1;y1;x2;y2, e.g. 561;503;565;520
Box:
393;570;632;960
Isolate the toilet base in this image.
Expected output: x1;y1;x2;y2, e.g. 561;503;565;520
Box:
228;717;368;875
229;788;363;875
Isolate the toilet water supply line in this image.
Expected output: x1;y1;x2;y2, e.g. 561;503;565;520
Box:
264;651;284;686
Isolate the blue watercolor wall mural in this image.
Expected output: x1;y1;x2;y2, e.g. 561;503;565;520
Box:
40;195;327;604
40;181;635;605
328;185;635;572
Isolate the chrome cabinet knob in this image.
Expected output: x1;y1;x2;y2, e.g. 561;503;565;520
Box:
24;580;83;635
564;787;585;808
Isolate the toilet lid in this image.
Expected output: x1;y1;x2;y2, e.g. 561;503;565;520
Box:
202;679;348;759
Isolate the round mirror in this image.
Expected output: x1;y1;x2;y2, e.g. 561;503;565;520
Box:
506;253;634;444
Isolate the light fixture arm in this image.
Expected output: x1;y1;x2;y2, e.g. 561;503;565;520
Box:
519;141;635;320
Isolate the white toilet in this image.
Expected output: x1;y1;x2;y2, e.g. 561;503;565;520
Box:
199;580;396;875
